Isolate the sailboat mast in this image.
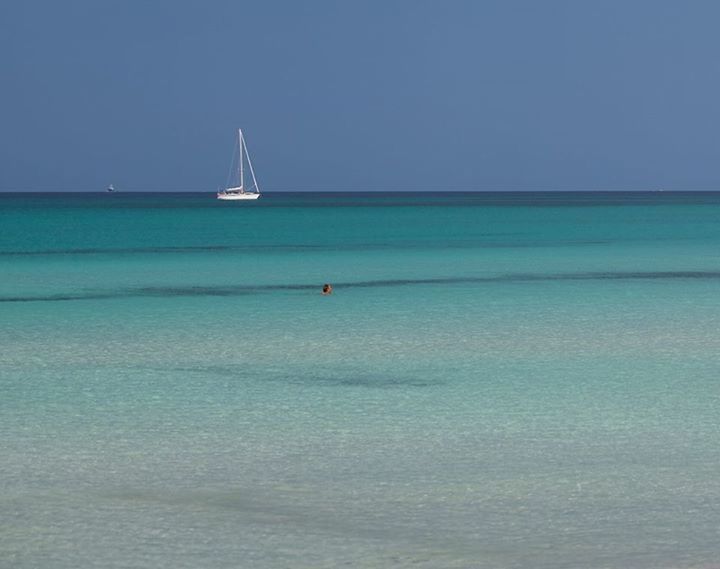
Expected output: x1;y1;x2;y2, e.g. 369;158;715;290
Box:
238;129;244;189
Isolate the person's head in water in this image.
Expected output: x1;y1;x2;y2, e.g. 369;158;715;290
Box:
322;283;333;295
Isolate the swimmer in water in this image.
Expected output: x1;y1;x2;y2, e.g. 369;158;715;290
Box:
322;283;333;295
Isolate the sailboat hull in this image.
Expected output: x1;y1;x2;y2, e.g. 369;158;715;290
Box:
217;192;260;201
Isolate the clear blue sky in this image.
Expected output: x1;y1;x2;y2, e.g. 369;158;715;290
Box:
2;0;720;191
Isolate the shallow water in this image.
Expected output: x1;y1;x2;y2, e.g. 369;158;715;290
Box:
2;192;720;568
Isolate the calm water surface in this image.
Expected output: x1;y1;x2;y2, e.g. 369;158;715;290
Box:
1;192;720;568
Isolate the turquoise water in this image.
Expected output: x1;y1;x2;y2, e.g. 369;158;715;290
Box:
2;192;720;568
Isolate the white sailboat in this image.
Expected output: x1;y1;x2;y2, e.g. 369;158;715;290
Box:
217;128;261;201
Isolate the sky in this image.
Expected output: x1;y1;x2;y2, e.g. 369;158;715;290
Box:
1;0;720;191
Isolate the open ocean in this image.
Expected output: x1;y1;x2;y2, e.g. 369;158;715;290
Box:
1;191;719;569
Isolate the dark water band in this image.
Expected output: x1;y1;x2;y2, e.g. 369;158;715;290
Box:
0;238;613;257
2;270;719;303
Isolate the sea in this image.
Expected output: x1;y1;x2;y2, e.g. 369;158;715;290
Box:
1;191;719;569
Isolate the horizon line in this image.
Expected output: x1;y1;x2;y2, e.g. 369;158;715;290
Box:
3;188;720;194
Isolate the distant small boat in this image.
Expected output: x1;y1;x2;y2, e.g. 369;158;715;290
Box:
217;129;261;201
107;184;115;193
